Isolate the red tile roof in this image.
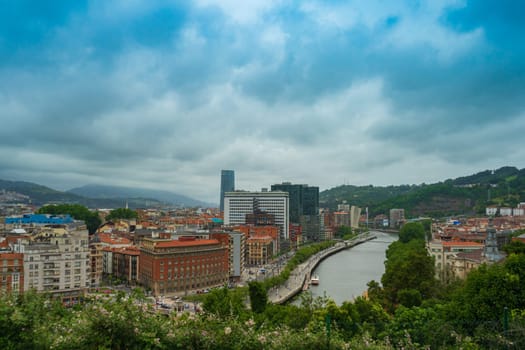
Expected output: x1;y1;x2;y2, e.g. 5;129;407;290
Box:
443;241;483;247
99;233;132;245
155;239;220;248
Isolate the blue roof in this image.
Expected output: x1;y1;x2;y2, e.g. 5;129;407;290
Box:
6;214;74;225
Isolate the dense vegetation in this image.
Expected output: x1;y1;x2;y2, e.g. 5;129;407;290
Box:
106;208;139;221
37;204;102;234
320;166;525;218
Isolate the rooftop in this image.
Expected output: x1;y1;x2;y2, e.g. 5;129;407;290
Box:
443;241;483;247
155;239;220;248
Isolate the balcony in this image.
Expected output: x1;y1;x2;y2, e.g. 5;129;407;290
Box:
43;263;59;269
43;278;60;285
44;271;60;277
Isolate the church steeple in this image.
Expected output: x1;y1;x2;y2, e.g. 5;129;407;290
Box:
484;216;504;262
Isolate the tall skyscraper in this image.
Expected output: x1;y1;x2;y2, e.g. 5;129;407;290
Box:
220;170;235;212
271;182;320;241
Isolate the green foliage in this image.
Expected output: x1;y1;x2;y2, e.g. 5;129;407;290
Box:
398;222;425;243
0;291;67;349
503;240;525;255
202;287;247;319
381;240;436;310
1;282;523;349
336;225;353;238
385;305;459;349
106;208;139;221
320;184;414;212
396;289;422;308
248;281;268;314
38;204;101;233
447;254;525;335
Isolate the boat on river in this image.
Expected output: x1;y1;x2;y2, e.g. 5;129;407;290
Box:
310;275;319;285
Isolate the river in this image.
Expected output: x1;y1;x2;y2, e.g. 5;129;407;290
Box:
308;230;397;304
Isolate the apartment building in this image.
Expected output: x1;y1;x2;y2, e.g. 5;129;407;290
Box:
13;223;90;304
112;246;140;284
210;231;246;282
246;236;274;266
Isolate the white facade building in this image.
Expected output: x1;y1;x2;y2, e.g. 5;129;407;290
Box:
513;208;525;216
13;224;90;303
500;207;513;216
224;191;289;239
485;207;498;216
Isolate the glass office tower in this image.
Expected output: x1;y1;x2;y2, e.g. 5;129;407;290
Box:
220;170;235;212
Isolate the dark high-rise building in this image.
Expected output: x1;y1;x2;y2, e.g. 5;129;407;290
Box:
271;182;302;223
302;185;319;216
271;182;320;242
220;170;235;212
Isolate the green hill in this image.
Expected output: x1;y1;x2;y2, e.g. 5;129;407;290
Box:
0;179;85;205
320;166;525;218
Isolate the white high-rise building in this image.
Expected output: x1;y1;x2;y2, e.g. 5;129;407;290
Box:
224;190;289;239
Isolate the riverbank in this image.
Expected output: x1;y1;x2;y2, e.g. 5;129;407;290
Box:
268;233;377;304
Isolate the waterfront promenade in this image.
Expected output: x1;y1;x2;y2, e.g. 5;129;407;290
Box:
268;233;377;304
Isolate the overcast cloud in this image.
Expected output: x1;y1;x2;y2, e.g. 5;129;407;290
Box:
1;0;524;204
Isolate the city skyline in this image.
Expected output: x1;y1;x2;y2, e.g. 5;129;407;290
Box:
1;1;524;204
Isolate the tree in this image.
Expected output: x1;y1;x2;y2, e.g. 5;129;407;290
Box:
448;254;525;334
382;240;436;309
398;222;426;243
336;225;353;238
397;288;422;308
503;240;525;255
106;208;138;221
38;204;101;234
202;286;246;319
248;281;268;314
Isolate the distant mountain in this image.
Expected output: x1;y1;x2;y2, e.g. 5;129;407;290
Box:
68;184;212;208
321;166;525;218
0;179;85;205
0;179;209;209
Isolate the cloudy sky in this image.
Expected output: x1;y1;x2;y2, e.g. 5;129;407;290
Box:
1;0;524;204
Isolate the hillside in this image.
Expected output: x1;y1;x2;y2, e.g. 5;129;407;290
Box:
320;166;525;218
0;177;213;208
0;179;85;205
68;184;211;208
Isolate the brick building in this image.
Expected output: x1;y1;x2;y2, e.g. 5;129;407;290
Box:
235;225;279;255
139;238;228;296
0;252;24;293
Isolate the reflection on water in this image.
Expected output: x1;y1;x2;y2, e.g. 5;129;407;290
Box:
308;231;397;305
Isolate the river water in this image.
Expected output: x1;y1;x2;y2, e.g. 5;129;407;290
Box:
308;230;397;304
